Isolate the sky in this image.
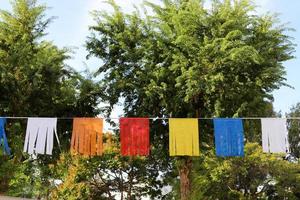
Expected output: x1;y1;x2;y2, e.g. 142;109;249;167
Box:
1;0;300;115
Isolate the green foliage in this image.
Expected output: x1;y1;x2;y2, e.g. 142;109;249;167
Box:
50;154;91;200
0;0;297;199
7;159;54;198
86;0;295;198
51;135;174;200
287;103;300;158
0;0;101;197
87;0;294;119
191;143;300;199
0;159;16;192
0;0;67;116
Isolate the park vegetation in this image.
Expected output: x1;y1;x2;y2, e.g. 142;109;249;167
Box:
0;0;299;199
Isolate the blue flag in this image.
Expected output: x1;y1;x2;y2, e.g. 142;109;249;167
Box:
213;118;244;157
0;118;11;155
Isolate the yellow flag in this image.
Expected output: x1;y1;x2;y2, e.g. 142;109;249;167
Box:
169;118;200;156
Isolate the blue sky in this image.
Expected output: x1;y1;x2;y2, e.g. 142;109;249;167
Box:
1;0;300;115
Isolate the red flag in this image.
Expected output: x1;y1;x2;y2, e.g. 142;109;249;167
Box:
120;118;150;156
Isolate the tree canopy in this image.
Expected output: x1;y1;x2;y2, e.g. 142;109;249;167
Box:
86;0;297;199
0;0;101;197
87;0;294;119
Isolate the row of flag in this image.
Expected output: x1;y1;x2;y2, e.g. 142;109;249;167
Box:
0;117;290;157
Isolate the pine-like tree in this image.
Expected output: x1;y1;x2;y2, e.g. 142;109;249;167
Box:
86;0;295;199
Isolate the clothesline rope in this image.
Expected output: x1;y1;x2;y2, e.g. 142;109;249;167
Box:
0;117;293;156
2;116;300;120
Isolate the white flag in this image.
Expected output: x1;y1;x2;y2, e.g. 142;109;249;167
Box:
23;118;59;155
261;118;289;153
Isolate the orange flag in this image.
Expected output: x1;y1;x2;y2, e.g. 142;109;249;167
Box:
71;118;103;156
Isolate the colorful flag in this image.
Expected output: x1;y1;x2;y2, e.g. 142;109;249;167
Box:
120;118;150;156
169;118;200;156
0;118;10;155
71;118;103;156
261;118;289;153
213;118;244;157
23;118;59;155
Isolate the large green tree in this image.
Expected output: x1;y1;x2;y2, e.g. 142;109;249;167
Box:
0;0;101;197
86;0;295;199
192;143;300;200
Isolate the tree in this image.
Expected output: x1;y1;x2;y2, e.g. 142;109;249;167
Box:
51;133;174;200
0;0;101;197
191;143;300;199
287;103;300;158
86;0;295;199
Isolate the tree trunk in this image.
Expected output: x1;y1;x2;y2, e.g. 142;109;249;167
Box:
178;157;192;200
